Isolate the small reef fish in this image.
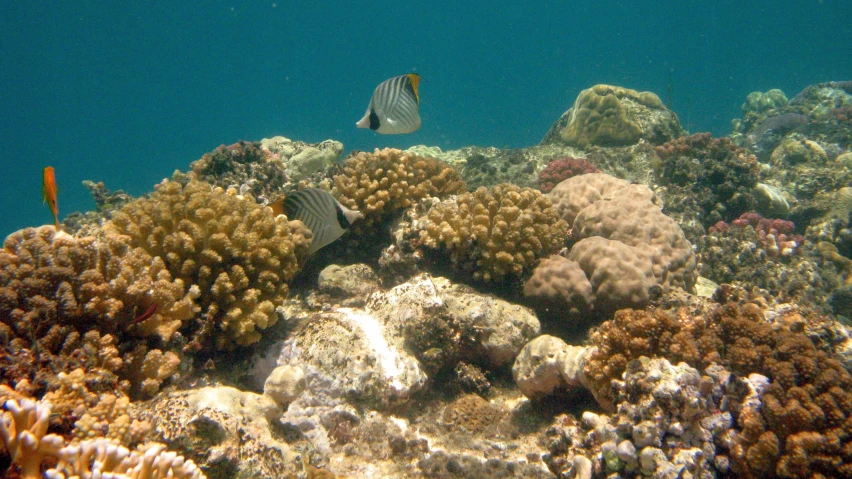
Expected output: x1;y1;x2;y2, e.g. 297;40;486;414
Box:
270;188;361;254
42;166;60;231
356;74;421;134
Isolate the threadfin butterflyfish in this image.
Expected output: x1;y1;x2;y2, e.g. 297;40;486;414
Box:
42;166;61;231
269;188;361;254
356;74;421;134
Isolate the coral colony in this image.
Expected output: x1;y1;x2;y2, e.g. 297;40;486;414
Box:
3;81;852;478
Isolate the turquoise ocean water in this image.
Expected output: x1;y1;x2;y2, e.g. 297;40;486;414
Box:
1;1;850;237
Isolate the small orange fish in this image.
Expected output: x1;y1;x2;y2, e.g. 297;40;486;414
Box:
42;166;60;231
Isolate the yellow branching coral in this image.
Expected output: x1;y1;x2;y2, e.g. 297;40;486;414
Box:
415;184;568;282
105;180;308;349
332;147;466;232
0;398;65;479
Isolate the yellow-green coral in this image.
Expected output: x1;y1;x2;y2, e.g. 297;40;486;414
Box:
560;84;663;147
415;184;568;282
105;180;309;349
332;148;466;232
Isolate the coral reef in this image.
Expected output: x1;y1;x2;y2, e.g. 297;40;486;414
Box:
190;137;343;205
1;397;203;479
536;157;599;194
653;132;760;229
577;303;852;478
332;148;466;233
697;214;831;306
0;226;197;397
542;84;682;148
104;180;310;349
543;358;729;479
413;183;568;283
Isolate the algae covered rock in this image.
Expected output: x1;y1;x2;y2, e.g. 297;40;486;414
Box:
542;84;682;148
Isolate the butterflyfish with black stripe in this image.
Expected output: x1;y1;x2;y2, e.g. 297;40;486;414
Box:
269;188;362;254
356;74;421;134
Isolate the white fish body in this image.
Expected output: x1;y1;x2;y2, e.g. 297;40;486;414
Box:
282;188;361;254
356;74;421;134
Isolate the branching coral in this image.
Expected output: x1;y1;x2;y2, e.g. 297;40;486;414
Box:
583;303;852;478
105;180;309;349
653;133;760;226
710;212;804;257
536;157;599;194
414;184;568;282
332;148;466;233
1;397;200;479
0;226;196;396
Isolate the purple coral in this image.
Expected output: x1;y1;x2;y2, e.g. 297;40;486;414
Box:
537;157;599;193
723;212;804;256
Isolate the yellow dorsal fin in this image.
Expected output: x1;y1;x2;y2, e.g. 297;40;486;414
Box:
269;197;286;217
407;73;421;103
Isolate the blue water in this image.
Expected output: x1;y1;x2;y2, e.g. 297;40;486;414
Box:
2;2;851;237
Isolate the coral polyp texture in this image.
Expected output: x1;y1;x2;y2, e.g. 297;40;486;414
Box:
189;137;343;203
530;173;696;318
653;132;760;228
536;156;599;194
582;303;852;479
332;147;466;232
413;183;568;283
542;84;682;147
0;397;205;479
104;179;310;349
0;226;196;396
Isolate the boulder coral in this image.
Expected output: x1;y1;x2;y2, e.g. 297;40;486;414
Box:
332;147;466;232
105;179;310;349
413;183;568;283
543;84;682;148
528;173;696;318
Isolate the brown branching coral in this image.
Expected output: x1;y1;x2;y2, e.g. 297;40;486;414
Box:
104;180;309;349
414;183;568;282
332;148;466;233
584;303;852;478
0;226;196;396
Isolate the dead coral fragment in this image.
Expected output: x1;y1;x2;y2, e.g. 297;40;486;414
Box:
416;184;568;282
333;147;466;232
105;180;308;349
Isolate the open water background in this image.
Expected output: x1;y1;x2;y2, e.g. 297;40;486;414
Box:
2;1;851;236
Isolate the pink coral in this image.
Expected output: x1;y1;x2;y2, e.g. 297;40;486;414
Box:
727;212;804;256
537;157;599;193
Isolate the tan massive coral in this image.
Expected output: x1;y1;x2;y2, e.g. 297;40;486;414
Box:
414;184;568;282
105;180;309;349
332;147;466;232
527;173;696;318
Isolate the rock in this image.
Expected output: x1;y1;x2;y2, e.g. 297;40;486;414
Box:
138;386;294;479
263;364;306;407
753;183;791;218
317;263;380;302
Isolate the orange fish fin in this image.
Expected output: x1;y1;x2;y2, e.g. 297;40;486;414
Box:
269;198;286;217
407;73;421;103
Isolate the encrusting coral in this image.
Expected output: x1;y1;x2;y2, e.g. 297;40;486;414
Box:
104;179;310;349
413;183;568;282
332;147;466;233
